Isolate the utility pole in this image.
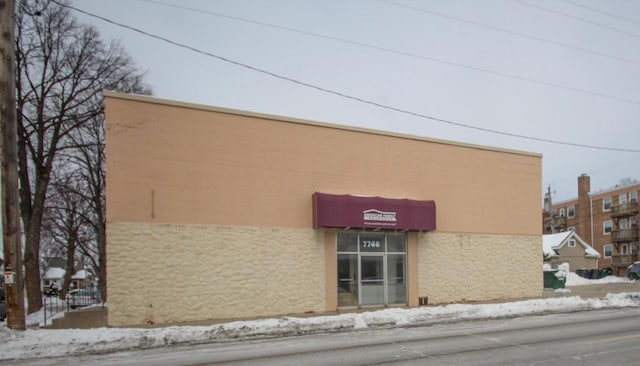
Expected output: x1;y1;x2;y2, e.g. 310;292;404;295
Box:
0;0;26;331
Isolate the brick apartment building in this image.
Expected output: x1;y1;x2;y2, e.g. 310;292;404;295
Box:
543;174;639;276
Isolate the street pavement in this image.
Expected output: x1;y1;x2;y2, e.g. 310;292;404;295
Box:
10;307;640;365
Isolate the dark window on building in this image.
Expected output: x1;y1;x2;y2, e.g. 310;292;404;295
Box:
337;232;358;252
604;244;613;258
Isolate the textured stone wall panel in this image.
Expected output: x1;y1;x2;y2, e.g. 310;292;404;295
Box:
107;222;325;326
418;232;542;304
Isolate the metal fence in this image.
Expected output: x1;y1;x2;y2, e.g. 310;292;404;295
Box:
42;294;65;327
41;285;105;327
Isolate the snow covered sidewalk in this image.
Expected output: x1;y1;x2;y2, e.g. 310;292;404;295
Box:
0;290;639;361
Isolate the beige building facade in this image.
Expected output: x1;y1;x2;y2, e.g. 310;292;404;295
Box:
104;92;543;327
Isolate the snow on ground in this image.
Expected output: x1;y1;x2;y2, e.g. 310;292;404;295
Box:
0;275;638;361
565;272;634;286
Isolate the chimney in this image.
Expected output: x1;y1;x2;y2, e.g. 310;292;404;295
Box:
576;174;591;244
578;173;590;197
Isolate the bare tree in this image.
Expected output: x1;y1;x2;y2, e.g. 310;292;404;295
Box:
42;173;90;298
53;112;112;302
15;0;150;313
618;177;638;186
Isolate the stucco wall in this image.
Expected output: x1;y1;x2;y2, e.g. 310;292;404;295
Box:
418;232;542;304
104;93;543;325
107;222;325;327
104;93;542;237
553;244;598;271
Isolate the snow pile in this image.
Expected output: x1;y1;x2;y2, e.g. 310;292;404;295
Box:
540;265;634;287
565;272;634;286
1;292;639;361
554;262;569;280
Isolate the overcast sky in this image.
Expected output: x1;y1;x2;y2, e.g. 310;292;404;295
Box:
69;0;640;203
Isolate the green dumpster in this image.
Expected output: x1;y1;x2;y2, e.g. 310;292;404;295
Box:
543;270;566;289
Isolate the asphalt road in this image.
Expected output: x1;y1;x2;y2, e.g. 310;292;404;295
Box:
8;307;640;366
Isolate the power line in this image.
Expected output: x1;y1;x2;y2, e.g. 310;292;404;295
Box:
135;0;640;106
558;0;640;27
513;0;640;39
379;0;640;66
55;1;640;153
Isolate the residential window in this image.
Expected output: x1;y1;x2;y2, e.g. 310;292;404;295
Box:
632;217;638;228
604;244;613;258
603;197;612;212
620;218;629;230
631;192;638;203
619;194;628;204
568;239;576;247
621;244;629;255
632;243;638;254
603;220;613;235
567;205;575;218
558;208;565;217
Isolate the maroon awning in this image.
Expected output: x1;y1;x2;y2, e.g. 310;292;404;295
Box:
313;192;436;231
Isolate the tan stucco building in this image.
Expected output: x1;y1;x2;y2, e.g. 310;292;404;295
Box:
104;92;543;327
543;231;600;271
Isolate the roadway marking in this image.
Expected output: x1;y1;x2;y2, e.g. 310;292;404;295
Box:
587;333;640;345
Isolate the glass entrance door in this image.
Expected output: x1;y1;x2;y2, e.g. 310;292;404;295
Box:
359;255;385;306
337;231;407;308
